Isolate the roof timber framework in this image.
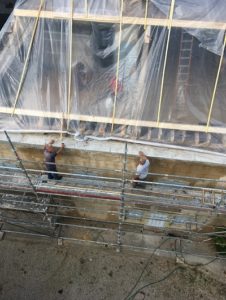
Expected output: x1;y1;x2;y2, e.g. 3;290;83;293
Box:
1;0;226;135
13;8;226;30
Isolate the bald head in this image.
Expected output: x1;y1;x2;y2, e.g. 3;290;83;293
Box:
46;145;54;153
139;151;145;157
49;139;55;145
139;156;146;164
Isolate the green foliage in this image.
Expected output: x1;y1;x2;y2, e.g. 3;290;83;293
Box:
213;227;226;256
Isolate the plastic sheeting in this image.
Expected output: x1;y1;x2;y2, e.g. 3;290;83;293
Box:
1;0;226;152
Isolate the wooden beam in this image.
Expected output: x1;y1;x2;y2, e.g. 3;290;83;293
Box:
14;9;226;30
206;33;226;131
1;106;226;134
66;0;74;130
111;0;124;132
157;0;175;125
12;0;44;115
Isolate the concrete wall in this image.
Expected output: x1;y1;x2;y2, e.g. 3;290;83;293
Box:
1;139;226;188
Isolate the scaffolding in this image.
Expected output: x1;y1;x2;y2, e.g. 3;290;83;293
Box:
1;0;226;259
0;136;226;258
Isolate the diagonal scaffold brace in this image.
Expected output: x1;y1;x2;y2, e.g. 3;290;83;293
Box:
4;131;39;202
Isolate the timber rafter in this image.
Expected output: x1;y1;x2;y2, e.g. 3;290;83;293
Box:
1;106;226;134
14;9;226;30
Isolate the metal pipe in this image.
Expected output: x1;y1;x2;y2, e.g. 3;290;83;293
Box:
0;195;219;232
2;156;226;185
4;131;39;202
3;212;225;239
117;142;127;249
2;131;226;160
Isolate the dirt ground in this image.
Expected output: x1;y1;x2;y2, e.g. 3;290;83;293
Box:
0;235;226;300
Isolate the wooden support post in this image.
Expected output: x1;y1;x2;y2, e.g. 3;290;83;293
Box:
111;0;124;133
12;0;44;115
157;0;175;125
67;0;74;131
85;0;88;17
202;189;205;205
206;33;226;132
60;113;64;141
144;0;149;30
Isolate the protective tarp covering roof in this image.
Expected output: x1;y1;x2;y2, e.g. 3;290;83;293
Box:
1;0;226;152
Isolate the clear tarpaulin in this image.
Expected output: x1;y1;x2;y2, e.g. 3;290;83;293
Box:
1;0;226;152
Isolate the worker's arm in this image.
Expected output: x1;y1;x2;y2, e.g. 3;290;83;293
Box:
143;159;150;168
56;143;65;155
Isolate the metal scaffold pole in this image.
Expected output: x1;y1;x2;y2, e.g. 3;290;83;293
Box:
4;131;39;202
117;142;127;252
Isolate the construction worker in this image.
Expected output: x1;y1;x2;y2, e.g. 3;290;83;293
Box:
132;151;150;188
44;140;64;180
109;76;123;97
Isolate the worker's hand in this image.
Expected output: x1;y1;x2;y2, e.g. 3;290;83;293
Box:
49;139;55;145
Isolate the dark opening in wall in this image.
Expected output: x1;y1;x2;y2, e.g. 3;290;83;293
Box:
0;1;16;29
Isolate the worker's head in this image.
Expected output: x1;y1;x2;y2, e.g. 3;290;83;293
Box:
139;157;146;165
46;145;54;153
49;139;55;145
139;151;145;157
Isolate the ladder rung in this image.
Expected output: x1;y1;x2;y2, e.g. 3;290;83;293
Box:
178;65;190;68
177;78;189;81
181;47;193;51
178;71;190;74
177;77;189;81
180;57;190;63
181;41;193;45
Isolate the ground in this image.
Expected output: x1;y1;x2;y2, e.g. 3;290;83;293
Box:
0;235;226;300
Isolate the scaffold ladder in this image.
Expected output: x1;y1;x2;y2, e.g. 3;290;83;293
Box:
176;30;193;107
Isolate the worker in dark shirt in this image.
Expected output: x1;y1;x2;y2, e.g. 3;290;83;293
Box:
44;140;64;180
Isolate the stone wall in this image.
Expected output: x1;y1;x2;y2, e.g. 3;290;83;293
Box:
1;140;226;188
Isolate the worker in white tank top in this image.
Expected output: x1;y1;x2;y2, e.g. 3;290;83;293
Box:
132;151;150;188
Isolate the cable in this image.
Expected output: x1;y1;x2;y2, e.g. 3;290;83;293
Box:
183;257;218;267
123;237;170;300
175;238;219;267
127;253;219;300
126;267;181;300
